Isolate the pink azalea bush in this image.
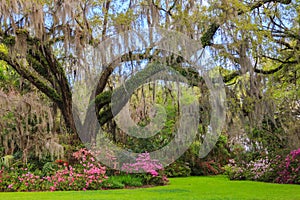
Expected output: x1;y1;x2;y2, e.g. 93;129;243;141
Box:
43;148;107;191
224;159;246;180
247;158;272;180
121;153;168;185
224;157;273;181
0;148;107;192
276;148;300;184
0;167;3;183
225;148;300;184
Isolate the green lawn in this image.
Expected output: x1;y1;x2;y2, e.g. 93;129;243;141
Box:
1;176;300;200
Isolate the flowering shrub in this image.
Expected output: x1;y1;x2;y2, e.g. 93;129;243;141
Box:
224;157;273;181
276;148;300;184
225;149;300;185
121;153;169;185
0;167;44;192
0;167;3;183
247;158;272;181
0;149;170;191
43;148;107;191
55;159;69;167
0;148;107;192
122;152;163;174
223;159;247;180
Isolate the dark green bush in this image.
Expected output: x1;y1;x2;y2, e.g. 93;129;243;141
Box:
165;161;191;177
107;174;143;187
102;178;125;189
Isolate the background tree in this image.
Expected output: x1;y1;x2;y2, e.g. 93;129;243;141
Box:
0;0;299;165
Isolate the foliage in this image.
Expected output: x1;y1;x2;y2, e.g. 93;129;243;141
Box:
180;134;229;176
114;82;180;154
0;149;172;192
121;152;169;185
224;157;273;181
0;155;14;168
101;178;125;189
42;162;58;176
225;148;300;184
0;89;63;163
102;174;143;189
0;55;32;92
0;148;107;192
164;161;191;177
276;148;300;184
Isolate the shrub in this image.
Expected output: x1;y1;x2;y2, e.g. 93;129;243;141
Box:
223;160;246;180
192;159;224;176
0;155;14;168
224;150;300;184
102;178;125;189
276;148;300;184
246;158;272;181
0;167;44;192
224;157;273;181
165;161;191;177
42;162;58;176
0;148;108;192
121;152;169;185
103;175;143;188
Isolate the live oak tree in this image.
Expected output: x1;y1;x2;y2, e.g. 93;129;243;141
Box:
0;0;299;150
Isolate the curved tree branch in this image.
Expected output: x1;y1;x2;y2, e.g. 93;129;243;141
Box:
201;0;292;47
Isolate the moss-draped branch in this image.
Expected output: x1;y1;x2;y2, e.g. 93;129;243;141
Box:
200;0;292;47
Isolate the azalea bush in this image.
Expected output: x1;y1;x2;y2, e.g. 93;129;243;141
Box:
0;167;44;192
275;148;300;184
224;159;246;180
224;148;300;184
224;157;273;181
0;148;107;192
44;148;107;191
121;152;169;185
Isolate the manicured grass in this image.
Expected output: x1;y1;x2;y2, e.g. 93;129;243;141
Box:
1;176;300;200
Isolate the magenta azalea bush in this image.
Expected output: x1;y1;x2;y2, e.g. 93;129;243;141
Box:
276;148;300;184
122;153;168;185
0;148;107;192
225;148;300;184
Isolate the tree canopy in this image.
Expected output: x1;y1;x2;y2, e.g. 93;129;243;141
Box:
0;0;299;160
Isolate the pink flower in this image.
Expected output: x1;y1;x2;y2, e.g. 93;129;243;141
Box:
50;186;56;192
149;170;159;177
